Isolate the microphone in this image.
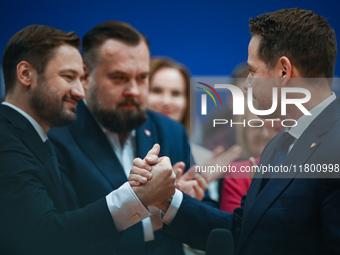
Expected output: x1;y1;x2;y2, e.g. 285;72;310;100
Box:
206;228;234;255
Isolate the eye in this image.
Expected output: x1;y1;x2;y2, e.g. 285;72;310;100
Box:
63;75;74;81
112;75;126;81
150;87;162;94
172;90;181;97
138;74;148;81
110;75;129;84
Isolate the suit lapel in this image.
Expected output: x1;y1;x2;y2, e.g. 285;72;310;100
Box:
22;131;68;209
243;133;282;210
69;101;127;189
0;105;68;209
237;107;334;252
136;114;159;159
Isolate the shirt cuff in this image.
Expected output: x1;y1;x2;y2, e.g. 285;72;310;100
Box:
142;217;155;242
161;189;183;225
106;182;151;232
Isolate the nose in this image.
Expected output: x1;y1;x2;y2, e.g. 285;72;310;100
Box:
71;78;85;100
243;75;252;92
162;93;172;105
124;80;140;97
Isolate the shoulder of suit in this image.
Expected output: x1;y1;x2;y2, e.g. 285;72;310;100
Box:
0;120;34;167
0;115;24;145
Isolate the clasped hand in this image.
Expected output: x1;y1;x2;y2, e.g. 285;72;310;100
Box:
129;144;208;212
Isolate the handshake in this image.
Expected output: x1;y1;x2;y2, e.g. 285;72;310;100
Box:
128;144;208;212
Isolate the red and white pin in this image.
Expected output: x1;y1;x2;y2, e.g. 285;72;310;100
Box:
144;129;151;137
310;142;316;148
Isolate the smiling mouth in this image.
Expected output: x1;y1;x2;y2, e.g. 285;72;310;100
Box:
64;100;77;108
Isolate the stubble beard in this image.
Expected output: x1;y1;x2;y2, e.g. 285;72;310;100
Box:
29;75;76;127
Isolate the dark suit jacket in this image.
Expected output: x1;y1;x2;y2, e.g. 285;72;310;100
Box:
0;105;122;255
163;98;340;255
48;100;191;255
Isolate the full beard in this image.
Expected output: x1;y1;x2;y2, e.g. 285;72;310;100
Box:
90;92;147;133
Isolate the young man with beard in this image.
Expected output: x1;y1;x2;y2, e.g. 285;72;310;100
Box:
132;8;340;255
48;21;207;255
0;25;176;255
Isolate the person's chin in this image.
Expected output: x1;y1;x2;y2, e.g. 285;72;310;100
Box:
62;107;76;116
62;102;78;114
62;109;76;121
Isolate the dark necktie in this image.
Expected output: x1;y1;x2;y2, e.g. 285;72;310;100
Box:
45;139;61;180
260;132;295;191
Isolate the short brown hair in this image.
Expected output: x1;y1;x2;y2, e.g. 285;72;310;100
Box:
250;8;337;78
2;25;80;94
82;21;150;71
149;57;191;134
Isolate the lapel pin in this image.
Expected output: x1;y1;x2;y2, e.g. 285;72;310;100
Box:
310;142;316;148
144;129;151;137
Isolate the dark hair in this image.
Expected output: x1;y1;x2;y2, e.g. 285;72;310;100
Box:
149;57;191;134
2;25;80;94
249;8;337;78
82;21;150;71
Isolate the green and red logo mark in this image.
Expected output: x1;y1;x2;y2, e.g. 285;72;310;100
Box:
197;82;223;107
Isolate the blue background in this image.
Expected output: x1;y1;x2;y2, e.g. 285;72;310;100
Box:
1;0;339;100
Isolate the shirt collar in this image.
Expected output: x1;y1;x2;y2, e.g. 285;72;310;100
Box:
288;92;336;139
102;127;136;147
2;102;48;142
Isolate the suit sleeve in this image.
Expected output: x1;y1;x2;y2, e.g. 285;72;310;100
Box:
0;136;121;255
221;176;250;213
321;177;340;254
163;193;233;251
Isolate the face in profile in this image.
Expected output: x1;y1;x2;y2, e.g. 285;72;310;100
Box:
84;39;149;133
148;67;187;123
246;36;282;119
29;44;84;127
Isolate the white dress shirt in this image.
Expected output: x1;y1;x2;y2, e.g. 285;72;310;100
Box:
1;102;150;233
102;128;155;241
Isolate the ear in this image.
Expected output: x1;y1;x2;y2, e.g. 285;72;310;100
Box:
277;57;292;86
17;61;35;87
278;57;292;77
82;64;91;92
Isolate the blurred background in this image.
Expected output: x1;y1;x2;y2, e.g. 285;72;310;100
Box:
1;0;339;100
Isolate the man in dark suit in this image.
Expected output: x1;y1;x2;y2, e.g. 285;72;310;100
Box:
132;8;340;254
0;24;176;255
48;21;207;255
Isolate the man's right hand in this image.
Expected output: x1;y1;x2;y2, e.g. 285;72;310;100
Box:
129;144;176;212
